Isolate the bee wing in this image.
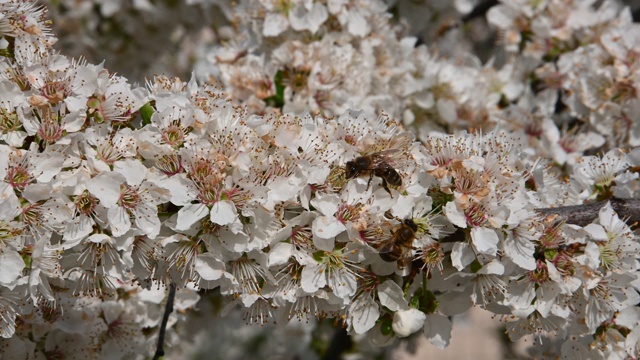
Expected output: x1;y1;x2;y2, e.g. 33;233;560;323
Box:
377;241;396;254
386;132;415;152
367;149;400;168
366;132;414;168
363;220;394;246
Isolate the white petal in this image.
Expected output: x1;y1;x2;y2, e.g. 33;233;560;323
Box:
478;259;505;275
436;290;473;316
87;233;111;244
138;286;168;304
134;203;161;239
451;242;475;271
390;195;415;220
312;216;346;239
347;10;368;36
306;3;328;33
210;200;238;226
471;227;499;255
328;268;357;300
505;281;536;309
290;3;328;34
0;184;21;221
108;206;131;237
195;253;225;281
174;287;201;310
32;153;64;182
583;242;601;269
176;203;209;231
263;13;288;36
377;280;407;312
0;250;24;286
503;233;536;270
424;314;452;349
63;215;93;245
87;172;124;208
218;228;251;252
301;263;325;293
62;111;86;132
113;159;148;186
444;201;467;228
349;295;379;334
615;306;640;328
310;193;340;216
161;175;196;206
313;235;335;252
584;223;607;241
547;261;581;294
267;177;299;203
267;242;293;267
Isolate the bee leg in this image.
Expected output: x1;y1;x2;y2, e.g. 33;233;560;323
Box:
366;173;373;191
381;178;393;198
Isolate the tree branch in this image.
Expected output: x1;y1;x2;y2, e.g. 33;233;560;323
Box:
432;0;498;41
632;7;640;23
322;327;352;360
460;0;499;24
535;197;640;227
153;283;176;360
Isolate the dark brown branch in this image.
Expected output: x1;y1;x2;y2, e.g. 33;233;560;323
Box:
153;283;176;360
440;198;640;244
535;198;640;227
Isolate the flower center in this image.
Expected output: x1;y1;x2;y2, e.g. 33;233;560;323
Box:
6;164;32;191
118;185;140;212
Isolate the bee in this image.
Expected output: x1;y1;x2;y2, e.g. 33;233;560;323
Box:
345;150;402;196
377;218;418;265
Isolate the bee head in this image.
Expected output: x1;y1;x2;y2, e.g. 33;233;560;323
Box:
345;161;357;178
403;218;418;232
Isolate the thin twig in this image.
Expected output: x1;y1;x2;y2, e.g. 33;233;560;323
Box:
153;283;177;360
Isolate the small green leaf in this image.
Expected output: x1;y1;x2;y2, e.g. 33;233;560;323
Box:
419;289;438;314
312;250;325;262
140;102;155;126
470;259;482;273
264;70;285;108
544;249;558;261
380;317;394;336
87;98;101;110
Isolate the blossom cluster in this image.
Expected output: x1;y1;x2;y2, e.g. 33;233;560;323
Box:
195;0;640;169
0;1;639;359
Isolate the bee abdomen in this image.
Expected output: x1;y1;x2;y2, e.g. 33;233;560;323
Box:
380;251;401;262
374;164;402;187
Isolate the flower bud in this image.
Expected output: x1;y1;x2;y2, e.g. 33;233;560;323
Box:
392;308;426;337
